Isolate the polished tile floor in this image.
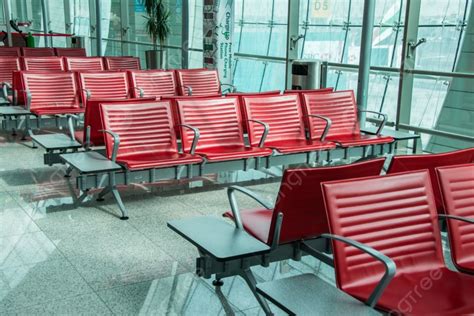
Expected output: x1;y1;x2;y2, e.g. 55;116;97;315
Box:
0;131;452;315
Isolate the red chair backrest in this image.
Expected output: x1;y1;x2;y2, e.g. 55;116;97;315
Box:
243;94;306;147
54;48;87;57
302;90;359;140
128;70;177;98
100;101;179;160
83;98;155;146
322;171;445;291
64;57;105;71
436;163;474;273
0;57;21;84
226;90;281;133
77;71;130;104
21;47;55;57
267;158;386;245
20;71;81;111
104;57;140;70
22;57;65;71
176;68;221;96
0;47;21;57
387;148;474;213
177;96;245;152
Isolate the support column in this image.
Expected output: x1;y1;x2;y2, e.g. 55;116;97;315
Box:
182;0;189;69
203;0;234;85
285;0;300;89
95;0;103;56
356;0;376;124
3;0;13;47
40;0;50;47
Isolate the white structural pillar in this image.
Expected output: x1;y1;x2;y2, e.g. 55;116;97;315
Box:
203;0;234;85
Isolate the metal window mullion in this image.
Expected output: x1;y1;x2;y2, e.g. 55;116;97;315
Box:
451;0;470;71
396;0;422;131
40;0;50;47
299;0;311;59
378;0;404;113
334;0;352;90
120;0;130;57
95;0;102;56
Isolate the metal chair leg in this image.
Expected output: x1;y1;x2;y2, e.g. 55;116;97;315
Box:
96;186;112;201
111;187;129;220
239;269;273;316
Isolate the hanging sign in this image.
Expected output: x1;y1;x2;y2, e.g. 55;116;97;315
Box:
203;0;234;85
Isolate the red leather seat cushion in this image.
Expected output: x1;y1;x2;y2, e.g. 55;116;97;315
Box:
118;152;203;170
327;134;394;147
345;267;474;315
224;208;273;244
30;107;85;116
265;139;336;154
197;145;273;162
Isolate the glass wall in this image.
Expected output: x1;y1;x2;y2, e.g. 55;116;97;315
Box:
1;0;472;151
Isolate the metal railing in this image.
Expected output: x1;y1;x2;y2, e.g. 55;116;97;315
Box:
321;61;474;144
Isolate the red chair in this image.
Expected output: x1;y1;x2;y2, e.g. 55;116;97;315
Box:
226;90;281;133
77;71;130;105
21;47;55;57
0;47;21;57
0;57;22;102
224;158;385;245
127;69;177;98
387;148;474;213
176;68;233;96
242;94;336;154
302;90;394;148
20;71;82;116
100;101;202;171
436;163;474;274
176;96;273;162
54;48;87;57
322;170;474;314
71;98;155;147
22;57;65;71
103;56;140;70
63;57;105;71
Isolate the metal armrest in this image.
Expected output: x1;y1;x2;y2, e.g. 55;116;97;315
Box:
67;114;83;141
359;110;387;136
315;234;396;308
439;214;474;224
99;129;120;162
133;87;144;98
179;124;200;154
221;83;236;94
25;90;32;111
1;82;11;100
179;85;193;96
82;88;91;101
227;185;282;249
248;119;270;148
306;114;332;142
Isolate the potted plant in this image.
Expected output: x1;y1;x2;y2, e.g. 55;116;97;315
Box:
142;0;170;69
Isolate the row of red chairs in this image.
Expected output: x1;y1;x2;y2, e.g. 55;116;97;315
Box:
5;68;239;108
94;93;393;171
167;150;474;314
10;68;259;117
0;47;86;57
0;56;141;86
